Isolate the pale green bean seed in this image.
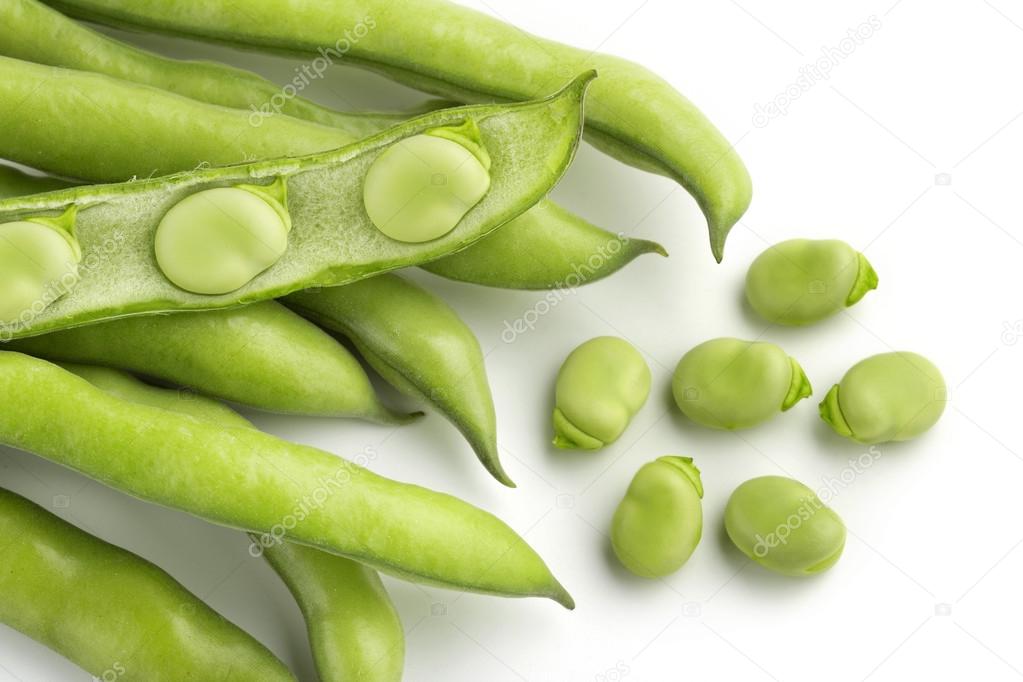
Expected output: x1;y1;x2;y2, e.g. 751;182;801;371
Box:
553;336;651;450
611;456;703;578
672;337;811;430
155;178;290;294
363;120;491;243
820;351;946;444
0;209;79;323
745;238;878;326
725;476;846;577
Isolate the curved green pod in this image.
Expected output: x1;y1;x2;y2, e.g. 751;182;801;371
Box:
0;7;663;288
552;336;651;450
0;352;574;607
0;64;591;339
820;351;946;444
611;456;703;578
258;540;405;682
4;301;409;423
672;337;812;430
745;239;878;326
0;164;75;199
422;201;667;289
0;487;295;681
0;0;431;139
285;274;511;486
725;476;846;577
43;0;751;261
61;363;405;682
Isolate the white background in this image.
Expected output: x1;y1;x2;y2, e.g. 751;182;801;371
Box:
3;1;1022;680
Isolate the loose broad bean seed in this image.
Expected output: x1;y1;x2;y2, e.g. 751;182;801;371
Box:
0;63;592;339
6;301;411;423
45;0;752;260
0;352;574;607
725;476;846;576
63;362;405;682
611;456;703;578
155;179;291;294
0;209;79;323
820;351;946;444
672;337;812;430
745;239;878;326
0;486;295;680
363;120;491;243
552;336;651;450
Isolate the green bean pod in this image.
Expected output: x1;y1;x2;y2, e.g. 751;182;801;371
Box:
0;352;574;607
61;362;406;682
285;274;512;487
0;164;75;199
258;540;405;682
43;0;751;260
0;486;295;681
5;301;410;423
0;0;434;139
820;351;946;444
0;4;663;288
0;62;591;339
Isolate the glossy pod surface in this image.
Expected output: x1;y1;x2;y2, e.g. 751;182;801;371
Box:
64;363;405;682
820;351;946;444
0;11;662;289
672;337;812;430
42;0;751;260
553;336;651;450
6;301;408;423
0;352;573;607
725;476;846;577
0;487;295;681
611;456;703;578
745;239;878;326
0;64;591;338
285;274;510;486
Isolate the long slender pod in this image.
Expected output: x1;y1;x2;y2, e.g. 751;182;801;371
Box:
6;301;411;423
61;362;407;682
285;274;510;486
0;1;664;287
0;486;296;681
0;164;76;199
0;62;591;338
42;0;751;260
0;352;574;607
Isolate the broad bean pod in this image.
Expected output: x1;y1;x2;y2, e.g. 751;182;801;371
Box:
285;274;511;486
43;0;752;260
7;301;410;423
0;352;574;607
63;362;406;682
0;4;664;288
0;486;296;680
0;63;591;338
